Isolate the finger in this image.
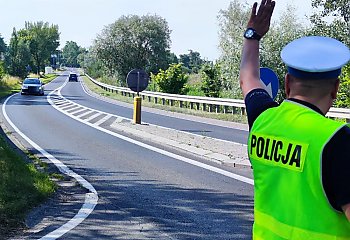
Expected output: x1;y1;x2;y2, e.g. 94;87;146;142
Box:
251;2;258;18
263;0;276;19
257;0;267;16
270;1;276;14
260;0;275;19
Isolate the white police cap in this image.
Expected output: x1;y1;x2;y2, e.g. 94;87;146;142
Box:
281;36;350;79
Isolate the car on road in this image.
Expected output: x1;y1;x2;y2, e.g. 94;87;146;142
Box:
68;72;78;82
21;78;44;95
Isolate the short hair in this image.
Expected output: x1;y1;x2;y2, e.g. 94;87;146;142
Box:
288;74;339;98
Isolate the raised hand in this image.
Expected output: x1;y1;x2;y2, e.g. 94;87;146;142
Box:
247;0;275;38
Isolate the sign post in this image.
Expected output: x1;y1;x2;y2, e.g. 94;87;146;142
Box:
126;69;149;124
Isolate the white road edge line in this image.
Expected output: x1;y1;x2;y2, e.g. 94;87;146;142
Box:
52;80;254;186
2;93;98;240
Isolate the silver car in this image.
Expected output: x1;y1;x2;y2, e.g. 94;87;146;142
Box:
21;78;44;95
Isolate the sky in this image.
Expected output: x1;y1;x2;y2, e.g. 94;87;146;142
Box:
0;0;313;61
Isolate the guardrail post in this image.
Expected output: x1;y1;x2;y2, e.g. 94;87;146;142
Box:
224;106;228;114
162;98;166;105
170;100;174;106
215;105;220;113
154;97;158;104
241;107;246;115
190;102;194;109
232;107;237;114
148;96;151;102
196;102;200;110
180;101;183;108
203;103;206;111
209;104;213;112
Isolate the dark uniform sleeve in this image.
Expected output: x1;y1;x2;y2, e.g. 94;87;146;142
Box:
322;126;350;211
244;88;279;129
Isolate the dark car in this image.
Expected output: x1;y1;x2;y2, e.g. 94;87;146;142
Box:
21;78;44;95
69;73;78;81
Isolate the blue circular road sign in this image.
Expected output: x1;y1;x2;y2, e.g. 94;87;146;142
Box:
126;69;149;94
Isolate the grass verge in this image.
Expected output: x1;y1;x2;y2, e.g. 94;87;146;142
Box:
0;74;57;99
0;73;58;237
0;134;56;238
0;75;22;98
82;76;248;124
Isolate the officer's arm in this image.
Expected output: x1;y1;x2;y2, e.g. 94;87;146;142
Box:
342;203;350;221
239;0;275;99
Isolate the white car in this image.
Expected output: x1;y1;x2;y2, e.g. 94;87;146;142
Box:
21;78;44;95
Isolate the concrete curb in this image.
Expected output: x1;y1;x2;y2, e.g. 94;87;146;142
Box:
110;119;252;169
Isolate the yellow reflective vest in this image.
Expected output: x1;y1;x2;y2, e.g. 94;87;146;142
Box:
248;100;350;240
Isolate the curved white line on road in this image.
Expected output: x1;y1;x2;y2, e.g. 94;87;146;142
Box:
51;80;254;186
2;93;98;240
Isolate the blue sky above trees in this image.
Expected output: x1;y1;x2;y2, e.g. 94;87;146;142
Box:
0;0;312;61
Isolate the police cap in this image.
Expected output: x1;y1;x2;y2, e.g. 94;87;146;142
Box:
281;36;350;79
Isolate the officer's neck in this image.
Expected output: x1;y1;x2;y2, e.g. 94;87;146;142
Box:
287;95;333;116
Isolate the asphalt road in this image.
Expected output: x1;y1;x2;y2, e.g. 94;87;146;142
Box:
60;72;249;145
2;74;254;239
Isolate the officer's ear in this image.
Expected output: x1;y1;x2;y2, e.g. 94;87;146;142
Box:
284;73;292;98
331;78;340;100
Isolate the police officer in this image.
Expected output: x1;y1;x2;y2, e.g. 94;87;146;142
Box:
240;0;350;239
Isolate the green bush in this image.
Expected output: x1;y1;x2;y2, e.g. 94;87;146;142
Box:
200;63;222;98
335;64;350;108
151;63;189;94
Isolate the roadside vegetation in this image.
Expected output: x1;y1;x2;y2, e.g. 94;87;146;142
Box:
0;134;56;238
83;76;248;123
0;73;57;237
0;75;21;98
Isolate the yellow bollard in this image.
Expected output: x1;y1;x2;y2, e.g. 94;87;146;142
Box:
133;96;142;124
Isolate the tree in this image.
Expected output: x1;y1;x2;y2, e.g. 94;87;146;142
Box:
78;47;104;79
18;21;60;74
179;50;204;73
62;41;84;67
94;14;171;84
6;28;31;79
218;2;308;100
166;51;179;65
0;35;5;55
311;0;350;107
217;0;251;98
312;0;349;24
151;63;188;94
200;63;222;98
0;35;6;79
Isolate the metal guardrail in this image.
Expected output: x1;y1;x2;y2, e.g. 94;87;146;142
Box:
85;74;350;122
